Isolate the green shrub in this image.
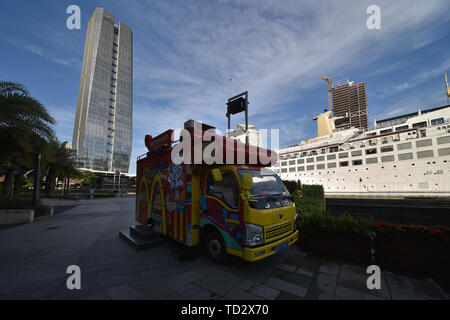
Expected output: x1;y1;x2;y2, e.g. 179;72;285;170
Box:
297;210;373;236
293;184;324;215
335;214;373;235
0;197;33;210
302;184;324;199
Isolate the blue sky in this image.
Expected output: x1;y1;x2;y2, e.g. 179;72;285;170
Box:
1;0;450;174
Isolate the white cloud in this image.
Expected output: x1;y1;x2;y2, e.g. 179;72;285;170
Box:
2;35;81;69
124;0;449;120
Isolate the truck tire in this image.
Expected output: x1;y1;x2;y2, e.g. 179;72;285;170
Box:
204;230;228;264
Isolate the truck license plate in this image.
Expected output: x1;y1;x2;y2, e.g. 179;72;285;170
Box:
276;241;288;253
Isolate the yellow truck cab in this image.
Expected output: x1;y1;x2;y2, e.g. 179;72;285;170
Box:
135;120;298;263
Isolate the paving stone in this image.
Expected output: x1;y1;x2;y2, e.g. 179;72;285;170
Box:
275;263;297;273
95;270;111;279
335;286;363;300
95;273;140;289
265;277;308;298
104;284;144;300
0;287;49;300
363;293;385;300
179;284;216;300
294;249;309;256
385;272;416;293
129;275;185;300
314;272;337;294
0;278;22;295
276;291;304;300
338;266;391;300
194;268;244;297
166;270;202;293
340;263;366;276
109;265;140;277
80;291;111;300
391;290;424;300
282;252;321;273
251;285;280;300
272;270;313;289
318;261;340;276
317;293;334;300
411;278;448;300
233;264;274;284
9;278;56;294
140;266;180;279
296;266;316;278
225;287;263;300
237;279;256;291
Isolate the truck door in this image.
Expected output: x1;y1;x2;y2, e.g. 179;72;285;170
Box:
202;171;245;250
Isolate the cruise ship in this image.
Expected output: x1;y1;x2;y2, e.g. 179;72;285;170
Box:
274;105;450;197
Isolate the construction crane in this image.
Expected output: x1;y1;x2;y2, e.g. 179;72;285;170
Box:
445;72;450;98
320;76;333;112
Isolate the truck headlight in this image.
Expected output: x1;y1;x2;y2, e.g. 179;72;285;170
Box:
245;223;264;247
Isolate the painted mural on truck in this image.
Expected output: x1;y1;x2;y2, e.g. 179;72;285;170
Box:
136;151;189;244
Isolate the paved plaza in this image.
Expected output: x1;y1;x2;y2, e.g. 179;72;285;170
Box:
0;198;448;300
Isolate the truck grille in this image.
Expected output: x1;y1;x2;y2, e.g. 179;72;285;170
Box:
265;220;293;241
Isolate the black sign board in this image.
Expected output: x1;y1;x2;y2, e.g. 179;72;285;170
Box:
227;97;246;115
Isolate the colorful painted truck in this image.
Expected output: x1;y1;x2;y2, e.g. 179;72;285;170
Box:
135;120;298;263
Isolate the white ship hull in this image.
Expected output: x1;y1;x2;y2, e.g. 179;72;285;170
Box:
275;105;450;198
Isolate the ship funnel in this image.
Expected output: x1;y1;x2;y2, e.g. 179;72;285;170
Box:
313;111;337;137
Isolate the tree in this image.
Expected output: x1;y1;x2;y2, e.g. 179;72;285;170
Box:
82;171;103;189
42;140;81;196
0;81;56;197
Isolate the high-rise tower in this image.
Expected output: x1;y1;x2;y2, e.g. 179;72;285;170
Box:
331;79;368;130
72;8;132;173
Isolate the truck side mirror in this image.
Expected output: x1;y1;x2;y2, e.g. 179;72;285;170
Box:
211;168;223;182
240;173;253;191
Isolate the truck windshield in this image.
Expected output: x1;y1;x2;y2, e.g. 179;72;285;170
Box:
237;168;290;197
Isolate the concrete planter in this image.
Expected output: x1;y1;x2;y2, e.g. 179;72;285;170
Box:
376;237;450;287
298;228;371;264
0;209;35;225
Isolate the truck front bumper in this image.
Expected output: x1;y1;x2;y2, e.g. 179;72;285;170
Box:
243;230;299;262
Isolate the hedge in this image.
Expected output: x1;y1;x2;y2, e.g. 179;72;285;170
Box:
0;196;51;218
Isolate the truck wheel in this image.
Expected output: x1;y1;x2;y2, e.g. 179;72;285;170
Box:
204;230;228;264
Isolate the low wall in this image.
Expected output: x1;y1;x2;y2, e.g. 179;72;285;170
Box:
0;210;34;225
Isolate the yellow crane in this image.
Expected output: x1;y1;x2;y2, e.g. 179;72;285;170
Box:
445;72;450;98
320;76;333;112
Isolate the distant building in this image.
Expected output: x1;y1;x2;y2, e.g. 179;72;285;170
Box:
72;8;133;173
332;80;368;130
226;124;262;147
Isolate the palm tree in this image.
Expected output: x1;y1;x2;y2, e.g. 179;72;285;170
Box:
42;140;80;196
0;81;56;197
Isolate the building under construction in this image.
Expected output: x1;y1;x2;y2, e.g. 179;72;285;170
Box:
331;79;368;130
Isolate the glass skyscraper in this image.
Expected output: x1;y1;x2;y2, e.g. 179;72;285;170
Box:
72;8;132;173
